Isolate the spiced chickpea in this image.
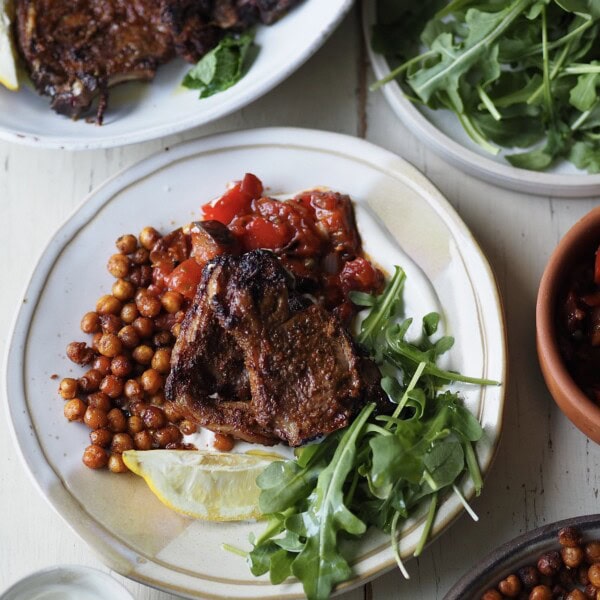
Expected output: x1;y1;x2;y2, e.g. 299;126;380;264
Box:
82;445;108;469
163;401;182;423
136;290;162;318
80;311;100;334
134;430;153;450
66;341;94;365
129;265;152;287
171;322;181;338
151;348;171;374
112;278;135;301
116;234;137;254
84;406;109;430
127;415;144;435
481;591;502;600
499;574;522;597
586;543;600;565
58;377;78;399
97;333;122;358
131;247;149;265
111;432;134;454
124;379;143;399
96;294;122;315
128;400;147;417
161;291;183;314
588;565;600;588
132;345;154;365
90;428;112;448
118;325;140;349
537;552;562;577
153;425;182;448
107;408;127;433
100;314;122;335
78;369;103;393
141;369;162;394
64;398;87;421
88;392;112;412
562;546;585;568
559;527;583;548
92;355;112;375
567;590;588;600
139;226;161;250
110;355;132;377
149;391;165;406
133;316;154;338
518;566;540;589
120;303;139;324
153;330;172;347
529;585;552;600
213;433;234;452
143;405;166;429
179;419;197;435
91;333;103;352
108;453;129;473
107;254;130;278
99;374;124;398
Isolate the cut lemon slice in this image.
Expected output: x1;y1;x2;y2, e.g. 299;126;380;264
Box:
122;450;279;521
0;2;18;91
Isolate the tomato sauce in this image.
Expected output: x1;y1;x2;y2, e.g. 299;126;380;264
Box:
149;174;384;321
558;243;600;403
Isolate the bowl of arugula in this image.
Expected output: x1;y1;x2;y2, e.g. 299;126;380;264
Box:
363;0;600;197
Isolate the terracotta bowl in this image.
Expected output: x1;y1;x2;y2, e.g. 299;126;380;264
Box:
536;206;600;443
443;514;600;599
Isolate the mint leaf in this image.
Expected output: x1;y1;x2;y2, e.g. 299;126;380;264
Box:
182;32;255;99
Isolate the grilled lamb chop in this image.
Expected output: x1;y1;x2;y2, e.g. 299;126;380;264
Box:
166;250;386;446
15;0;175;122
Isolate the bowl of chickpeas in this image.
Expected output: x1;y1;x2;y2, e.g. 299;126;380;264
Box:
444;515;600;600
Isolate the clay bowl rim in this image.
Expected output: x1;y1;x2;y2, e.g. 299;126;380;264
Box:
536;205;600;443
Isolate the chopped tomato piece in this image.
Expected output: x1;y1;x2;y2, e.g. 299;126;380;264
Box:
340;257;383;293
167;258;204;300
595;244;600;285
202;174;264;225
241;217;291;251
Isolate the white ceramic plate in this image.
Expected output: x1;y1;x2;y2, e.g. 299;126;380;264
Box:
362;0;600;198
0;1;351;149
5;127;506;599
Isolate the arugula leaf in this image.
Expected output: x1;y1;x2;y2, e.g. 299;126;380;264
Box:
182;32;255;98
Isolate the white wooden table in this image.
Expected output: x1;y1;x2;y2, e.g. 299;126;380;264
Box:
1;7;599;599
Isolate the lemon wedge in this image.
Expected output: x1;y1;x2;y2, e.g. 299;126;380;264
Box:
0;1;18;91
122;450;278;521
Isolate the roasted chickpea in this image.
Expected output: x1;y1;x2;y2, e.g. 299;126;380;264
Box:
136;290;162;318
518;566;540;590
559;527;583;548
143;405;166;429
129;265;152;287
134;430;153;450
127;415;144;434
562;546;585;568
96;294;122;316
111;432;134;453
120;303;139;324
529;585;552;600
537;552;562;577
99;374;124;398
84;406;109;430
161;291;183;314
116;233;137;254
133;316;154;338
78;369;103;393
141;369;162;394
108;453;129;473
87;392;112;412
100;314;122;335
128;400;147;417
107;408;127;432
589;564;600;588
139;226;161;250
64;398;87;421
90;428;112;448
149;391;165;406
90;333;103;352
66;341;94;365
97;333;123;358
107;253;130;279
163;401;182;423
82;445;108;469
92;355;112;375
124;379;143;399
179;419;197;435
131;247;149;265
153;330;172;347
118;325;140;349
566;590;587;600
151;348;171;374
213;433;234;452
586;542;600;565
481;591;502;600
132;345;154;365
59;377;78;399
499;574;522;597
153;425;182;448
171;323;181;338
112;278;135;301
80;311;100;333
110;355;132;377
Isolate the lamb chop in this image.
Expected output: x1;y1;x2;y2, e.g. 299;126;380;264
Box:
15;0;175;123
165;250;387;447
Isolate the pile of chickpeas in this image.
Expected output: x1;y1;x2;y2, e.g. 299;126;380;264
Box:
58;227;234;472
481;526;600;600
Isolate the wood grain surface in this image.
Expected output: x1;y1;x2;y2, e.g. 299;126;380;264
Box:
1;6;598;599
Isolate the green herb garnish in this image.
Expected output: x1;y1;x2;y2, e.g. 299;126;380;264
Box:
241;266;499;600
182;32;255;99
371;0;600;172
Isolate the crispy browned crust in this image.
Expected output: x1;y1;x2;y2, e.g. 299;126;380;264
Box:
165;250;387;447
